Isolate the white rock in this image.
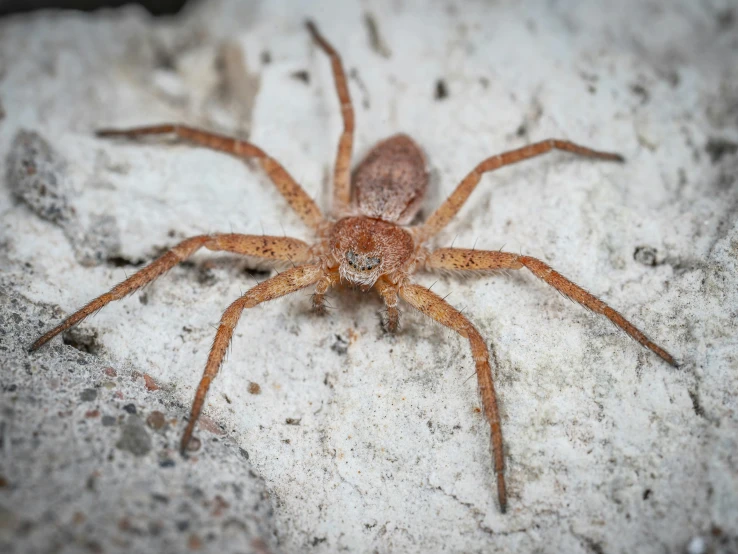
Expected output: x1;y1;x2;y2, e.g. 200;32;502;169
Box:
1;1;736;553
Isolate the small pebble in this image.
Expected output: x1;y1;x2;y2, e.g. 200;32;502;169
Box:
101;415;116;427
247;382;261;395
143;373;159;391
80;388;97;402
187;533;203;550
197;416;224;436
176;520;190;532
122;403;136;414
159;459;176;468
186;437;202;452
687;536;706;554
146;411;166;430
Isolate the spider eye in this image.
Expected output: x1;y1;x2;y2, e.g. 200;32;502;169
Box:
345;251;380;271
346;251;358;267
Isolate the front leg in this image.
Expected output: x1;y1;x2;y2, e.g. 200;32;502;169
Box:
97;125;326;230
311;270;339;315
182;265;323;452
416;140;623;242
398;281;507;513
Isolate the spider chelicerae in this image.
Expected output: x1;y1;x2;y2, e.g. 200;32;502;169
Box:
30;21;676;514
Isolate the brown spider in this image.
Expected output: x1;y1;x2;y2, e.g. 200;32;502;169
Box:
29;21;676;514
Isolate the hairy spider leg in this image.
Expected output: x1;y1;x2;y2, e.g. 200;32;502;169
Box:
96;125;325;230
426;248;676;365
29;234;312;351
375;278;401;332
306;21;355;213
417;139;624;241
312;270;340;315
397;280;508;513
181;264;323;452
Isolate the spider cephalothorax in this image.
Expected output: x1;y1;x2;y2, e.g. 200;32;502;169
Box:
330;215;415;288
30;21;676;514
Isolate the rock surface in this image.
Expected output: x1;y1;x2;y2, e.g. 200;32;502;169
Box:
1;1;737;553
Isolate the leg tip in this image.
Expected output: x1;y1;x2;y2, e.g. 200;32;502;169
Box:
28;338;45;352
657;349;678;368
496;472;508;514
180;425;200;456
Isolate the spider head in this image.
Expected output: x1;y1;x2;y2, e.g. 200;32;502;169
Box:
330;217;415;289
342;249;382;287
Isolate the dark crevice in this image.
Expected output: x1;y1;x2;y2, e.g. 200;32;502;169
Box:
363;12;391;58
435;79;449;100
106;255;146;268
633;245;658;266
688;389;705;418
0;0;190;18
705;138;738;164
62;328;102;355
290;70;310;84
331;334;348;355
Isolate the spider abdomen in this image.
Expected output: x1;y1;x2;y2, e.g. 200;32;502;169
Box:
352;134;428;225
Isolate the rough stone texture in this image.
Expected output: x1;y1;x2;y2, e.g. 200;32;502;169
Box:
1;1;737;553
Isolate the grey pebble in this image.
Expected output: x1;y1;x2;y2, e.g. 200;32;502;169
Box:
116;416;152;456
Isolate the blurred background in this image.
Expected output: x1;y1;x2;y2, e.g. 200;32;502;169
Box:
0;0;190;17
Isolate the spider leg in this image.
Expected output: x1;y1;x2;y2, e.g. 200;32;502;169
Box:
375;278;400;332
311;269;339;315
398;280;507;513
306;21;355;214
29;234;313;351
426;248;677;365
96;125;325;230
416;139;623;242
181;264;323;452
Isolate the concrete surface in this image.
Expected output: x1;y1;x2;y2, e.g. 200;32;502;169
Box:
1;0;737;553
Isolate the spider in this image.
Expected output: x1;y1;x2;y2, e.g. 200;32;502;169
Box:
30;21;676;514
